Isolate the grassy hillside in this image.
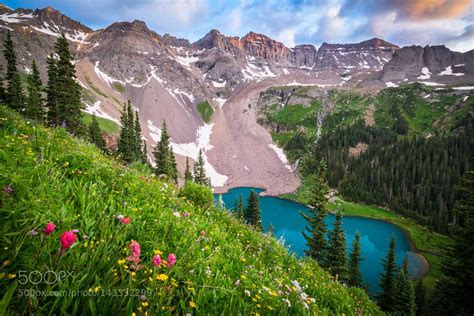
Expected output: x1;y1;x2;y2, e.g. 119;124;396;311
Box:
82;113;120;134
0;106;380;315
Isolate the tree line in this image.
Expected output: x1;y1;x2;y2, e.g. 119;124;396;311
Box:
1;30;212;186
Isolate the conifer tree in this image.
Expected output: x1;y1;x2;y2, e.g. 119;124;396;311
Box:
25;60;45;123
414;280;426;316
54;33;83;134
88;113;106;151
141;140;148;164
377;236;398;313
327;210;347;279
301;160;329;265
348;231;364;288
0;64;6;103
234;194;245;223
245;190;262;230
394;258;416;316
193;149;210;186
432;171;474;315
184;157;193;182
168;145;178;183
153;120;177;180
118;104;132;162
133;110;143;161
46;54;60;126
267;224;275;237
3;31;24;110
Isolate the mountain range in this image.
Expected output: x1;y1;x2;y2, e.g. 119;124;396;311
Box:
1;4;473;194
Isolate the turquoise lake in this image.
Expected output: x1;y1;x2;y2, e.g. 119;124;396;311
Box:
216;187;424;295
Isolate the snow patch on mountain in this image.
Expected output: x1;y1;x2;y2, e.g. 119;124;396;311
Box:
385;81;399;87
83;101;121;125
0;12;34;23
147;120;228;187
417;67;431;80
439;66;464;76
268;144;292;171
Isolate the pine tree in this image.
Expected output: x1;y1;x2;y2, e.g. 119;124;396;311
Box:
168;145;178;183
193;149;210;186
133;110;143;161
432;171;474;315
153;120;177;180
414;280;426;316
54;33;83;134
234;194;245;223
118;104;132;162
46;54;60;126
184;157;193;182
377;236;398;313
88;113;106;151
301;160;329;265
3;31;24;110
25;60;45;123
245;190;262;230
267;224;274;237
348;231;364;288
327;211;347;279
141;140;148;164
0;64;6;103
394;257;416;316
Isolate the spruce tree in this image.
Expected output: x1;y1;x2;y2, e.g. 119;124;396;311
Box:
46;54;60;126
118;104;132;162
154;120;170;176
394;257;416;316
141;140;148;164
234;194;245;223
3;31;24;110
184;157;193;182
168;145;178;183
246;190;262;230
432;171;474;315
327;211;347;279
377;236;398;313
348;231;364;288
414;280;426;316
25;60;45;123
88;113;106;151
0;64;6;103
193;149;210;186
133;110;143;161
54;33;83;134
301;160;329;265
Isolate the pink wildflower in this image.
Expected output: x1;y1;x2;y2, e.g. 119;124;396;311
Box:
44;222;56;235
120;217;131;224
127;240;141;264
152;255;162;267
183;212;190;218
60;231;77;250
167;253;176;267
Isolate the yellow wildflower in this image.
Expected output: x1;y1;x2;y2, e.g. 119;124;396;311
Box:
241;275;247;280
141;301;149;307
156;274;168;281
8;274;16;279
117;259;126;265
130;272;136;277
189;301;197;308
64;161;69;167
154;249;163;255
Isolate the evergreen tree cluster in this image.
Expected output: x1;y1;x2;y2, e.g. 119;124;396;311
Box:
1;31;86;136
232;191;262;230
118;101;146;163
193;149;210;186
152;121;177;181
377;237;416;315
298;117;473;234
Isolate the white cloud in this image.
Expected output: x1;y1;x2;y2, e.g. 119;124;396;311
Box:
228;8;242;33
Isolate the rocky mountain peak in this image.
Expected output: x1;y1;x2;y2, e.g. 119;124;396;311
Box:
161;33;190;48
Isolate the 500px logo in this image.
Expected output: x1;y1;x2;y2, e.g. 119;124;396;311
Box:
17;270;74;285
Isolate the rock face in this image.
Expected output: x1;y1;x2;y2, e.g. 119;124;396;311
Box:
315;38;399;75
380;45;474;83
1;4;473;191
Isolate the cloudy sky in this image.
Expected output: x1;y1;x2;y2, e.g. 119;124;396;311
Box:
4;0;473;51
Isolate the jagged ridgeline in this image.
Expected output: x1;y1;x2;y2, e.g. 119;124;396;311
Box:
0;106;380;315
257;83;474;234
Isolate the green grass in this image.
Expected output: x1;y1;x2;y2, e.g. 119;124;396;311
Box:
112;82;126;93
82;112;120;133
196;101;214;123
0;106;380;315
